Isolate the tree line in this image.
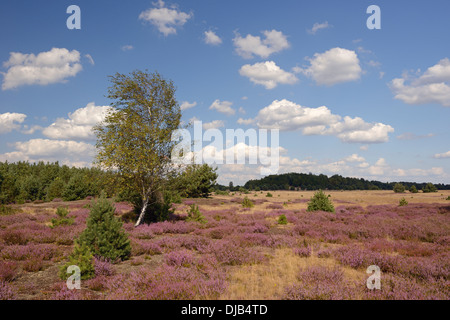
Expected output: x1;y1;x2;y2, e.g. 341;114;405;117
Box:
242;172;449;191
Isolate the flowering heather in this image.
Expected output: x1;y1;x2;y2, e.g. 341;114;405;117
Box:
1;243;60;261
283;266;358;300
94;257;115;277
105;264;226;300
293;246;312;258
165;250;195;267
0;261;18;282
0;280;16;300
131;239;163;256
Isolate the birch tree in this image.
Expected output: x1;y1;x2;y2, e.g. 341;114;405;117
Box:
94;70;181;226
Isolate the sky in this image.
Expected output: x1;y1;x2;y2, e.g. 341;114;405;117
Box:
0;0;449;185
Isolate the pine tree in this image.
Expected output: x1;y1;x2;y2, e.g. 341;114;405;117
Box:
78;193;131;261
307;190;335;213
59;241;95;280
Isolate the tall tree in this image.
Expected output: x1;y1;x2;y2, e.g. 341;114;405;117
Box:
94;70;182;226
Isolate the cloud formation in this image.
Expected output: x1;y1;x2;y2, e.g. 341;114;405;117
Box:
300;47;362;86
233;30;290;59
180;101;197;111
42;102;113;141
390;58;450;107
204;30;222;45
209;100;235;116
239;61;298;89
2;48;83;90
307;21;331;35
253;99;394;144
139;0;192;36
0;112;27;134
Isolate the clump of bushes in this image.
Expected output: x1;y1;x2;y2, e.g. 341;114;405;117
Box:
186;204;207;224
278;214;288;225
241;196;254;208
50;207;74;228
393;183;405;193
409;185;418;193
422;183;437;193
266;192;273;198
307;190;335;213
399;198;408;206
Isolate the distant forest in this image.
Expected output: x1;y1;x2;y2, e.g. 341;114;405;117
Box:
239;172;450;191
0;161;117;205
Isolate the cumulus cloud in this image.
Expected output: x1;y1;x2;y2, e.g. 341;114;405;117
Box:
42;102;113;141
0;138;95;167
0;112;27;134
203;120;225;130
434;151;450;159
239;61;298;89
139;0;192;36
180;101;197;111
2;48;83;90
237;118;255;125
307;21;331;35
390;58;450;107
253;99;394;144
233;30;290;59
209;100;235;116
204;30;222;45
300;47;362;86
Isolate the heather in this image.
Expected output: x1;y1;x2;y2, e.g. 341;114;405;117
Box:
0;191;448;300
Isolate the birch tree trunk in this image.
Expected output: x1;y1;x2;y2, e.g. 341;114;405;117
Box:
135;198;149;227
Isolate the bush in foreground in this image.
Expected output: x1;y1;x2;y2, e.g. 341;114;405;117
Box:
307;190;335;213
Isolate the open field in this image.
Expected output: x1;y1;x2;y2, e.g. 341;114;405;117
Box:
1;190;449;300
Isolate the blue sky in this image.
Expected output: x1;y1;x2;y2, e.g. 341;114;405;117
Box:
0;0;449;185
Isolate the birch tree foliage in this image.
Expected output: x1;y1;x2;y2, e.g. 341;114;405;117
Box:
94;70;182;226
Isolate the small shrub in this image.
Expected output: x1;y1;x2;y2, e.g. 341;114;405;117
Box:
409;185;418;193
0;261;18;282
266;192;273;198
307;190;335;213
241;196;254;208
393;183;405;193
399;198;408;206
51;207;74;228
0;280;16;300
446;196;450;200
23;257;45;272
59;241;95;280
186;204;207;224
294;246;312;257
278;214;288;225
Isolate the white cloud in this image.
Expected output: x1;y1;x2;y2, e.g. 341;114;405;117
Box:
85;54;95;65
2;48;83;90
139;0;192;36
204;30;222;45
434;151;450;159
180;101;197;111
239;61;298;89
233;30;290;59
300;47;362;86
121;45;134;51
390;58;450;107
42;102;113;141
307;21;331;35
202;120;225;130
0;138;95;167
238;107;246;114
237;118;255;125
253;99;394;144
209;100;235;116
0;112;27;134
344;154;365;163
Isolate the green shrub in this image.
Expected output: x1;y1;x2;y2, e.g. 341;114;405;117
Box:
59;241;95;280
422;183;437;193
186;204;207;224
51;207;74;228
446;196;450;200
306;190;335;213
399;198;408;206
77;193;131;261
241;196;254;208
409;185;418;193
393;183;405;193
266;192;273;198
278;214;288;225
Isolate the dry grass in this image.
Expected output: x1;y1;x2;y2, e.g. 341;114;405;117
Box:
220;247;366;300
